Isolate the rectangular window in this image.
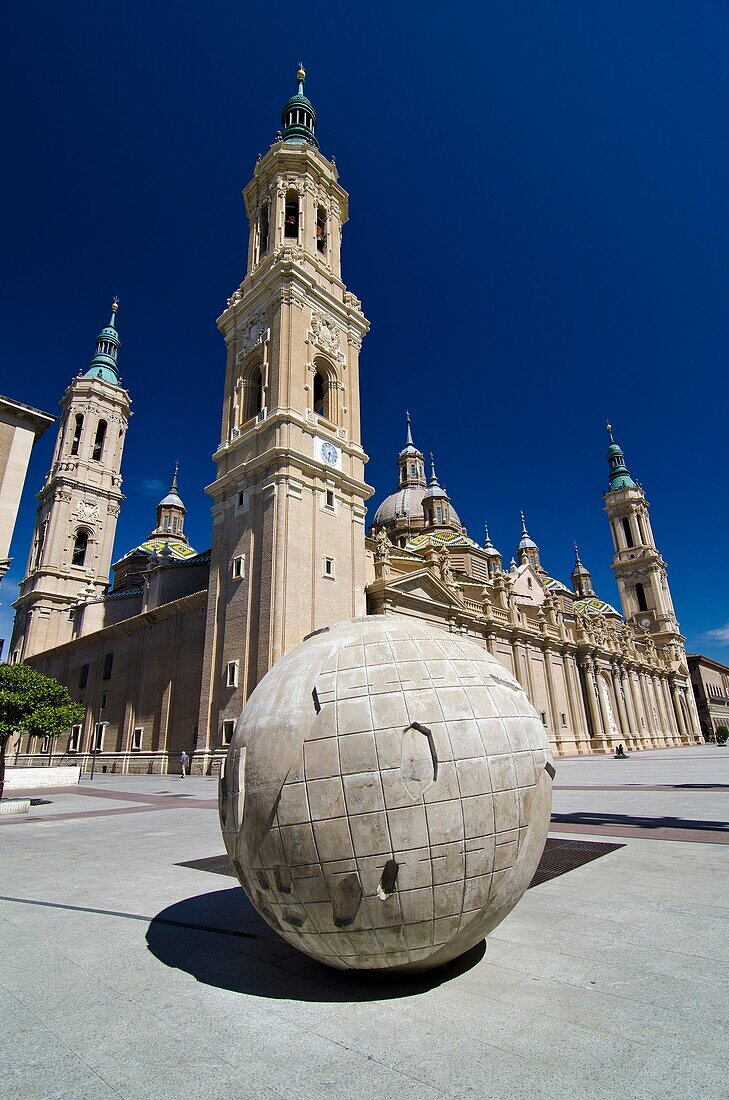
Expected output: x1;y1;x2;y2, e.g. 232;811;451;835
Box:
325;489;334;509
79;663;89;689
40;735;50;754
102;653;113;680
237;489;246;508
226;661;238;688
232;555;245;579
222;719;235;746
324;556;335;578
132;727;143;751
68;725;81;753
561;713;567;727
93;723;104;751
540;711;547;725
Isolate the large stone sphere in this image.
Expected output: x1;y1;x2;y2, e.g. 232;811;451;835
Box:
219;617;554;972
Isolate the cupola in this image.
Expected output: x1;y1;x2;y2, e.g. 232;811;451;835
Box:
571;542;594;598
605;422;636;491
280;65;319;148
150;462;187;542
517;511;541;569
85;299;121;385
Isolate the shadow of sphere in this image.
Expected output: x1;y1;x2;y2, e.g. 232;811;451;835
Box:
146;888;486;1003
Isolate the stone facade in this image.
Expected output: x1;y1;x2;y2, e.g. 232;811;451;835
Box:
0;395;54;587
8;71;703;774
687;654;729;741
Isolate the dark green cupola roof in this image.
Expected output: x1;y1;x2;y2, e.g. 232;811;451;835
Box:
605;422;636;490
281;65;319;148
85;299;121;385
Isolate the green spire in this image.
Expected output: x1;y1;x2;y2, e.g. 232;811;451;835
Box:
280;64;319;148
85;298;121;385
605;421;636;490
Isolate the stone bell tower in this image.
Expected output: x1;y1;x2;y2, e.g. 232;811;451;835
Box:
9;301;131;661
603;423;678;638
196;68;372;767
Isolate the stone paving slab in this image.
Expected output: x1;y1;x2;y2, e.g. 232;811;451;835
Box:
0;746;727;1098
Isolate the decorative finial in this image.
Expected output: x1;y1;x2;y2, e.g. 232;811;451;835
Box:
405;410;414;447
574;540;580;561
520;510;528;535
171;460;179;493
430;452;439;483
111;296;119;311
606;421;615;444
484;523;493;548
109;297;119;328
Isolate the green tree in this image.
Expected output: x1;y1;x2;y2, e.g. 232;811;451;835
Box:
0;664;84;799
716;726;728;746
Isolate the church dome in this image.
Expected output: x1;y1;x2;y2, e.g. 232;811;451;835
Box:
373;486;429;528
281;66;319;148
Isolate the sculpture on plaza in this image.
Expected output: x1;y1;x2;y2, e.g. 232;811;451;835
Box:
219;616;554;972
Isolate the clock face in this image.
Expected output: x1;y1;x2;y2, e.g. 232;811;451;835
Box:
640;617;652;628
321;442;339;467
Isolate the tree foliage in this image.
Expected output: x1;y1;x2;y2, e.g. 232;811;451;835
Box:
0;663;84;745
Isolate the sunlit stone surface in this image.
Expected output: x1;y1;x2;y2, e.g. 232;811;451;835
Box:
219;617;554;972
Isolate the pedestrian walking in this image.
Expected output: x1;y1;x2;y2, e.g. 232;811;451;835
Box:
180;750;190;778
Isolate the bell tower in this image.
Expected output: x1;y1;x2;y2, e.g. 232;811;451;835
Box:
603;423;678;637
196;68;372;767
10;301;131;661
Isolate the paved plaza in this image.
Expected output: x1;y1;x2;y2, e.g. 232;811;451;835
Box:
1;746;727;1099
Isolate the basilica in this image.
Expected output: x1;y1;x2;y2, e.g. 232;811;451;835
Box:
7;71;701;772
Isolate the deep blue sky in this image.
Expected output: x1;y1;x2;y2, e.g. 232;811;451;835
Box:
1;1;727;659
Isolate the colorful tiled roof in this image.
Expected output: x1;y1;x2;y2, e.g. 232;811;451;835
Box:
406;530;481;552
574;596;621;617
542;575;571;594
117;538;198;563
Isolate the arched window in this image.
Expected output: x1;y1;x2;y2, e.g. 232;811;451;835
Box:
316;206;327;253
313;369;326;417
91;419;107;461
635;583;648;612
258;203;269;258
622;517;634;548
172;516;178;533
240;365;263;423
284;191;299;239
72;529;89;567
70;413;84;456
163;516;169;531
637;514;647;544
33;520;47;569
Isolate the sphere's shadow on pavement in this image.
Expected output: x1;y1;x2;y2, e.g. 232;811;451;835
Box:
146;887;486;1002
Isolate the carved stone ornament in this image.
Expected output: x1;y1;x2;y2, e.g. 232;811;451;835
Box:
236;311;268;360
76;500;100;525
227;288;243;308
310;310;341;356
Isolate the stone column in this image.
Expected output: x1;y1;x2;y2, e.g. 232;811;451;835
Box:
671;681;689;744
613;665;631;744
581;657;607;751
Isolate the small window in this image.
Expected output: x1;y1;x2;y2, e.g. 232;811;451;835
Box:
79;663;89;689
132;727;143;751
284;191;299;239
40;735;50;754
91;419;107;462
72;529;89;567
92;723;104;751
325;489;334;509
436;506;443;525
540;711;547;725
11;650;20;664
316;206;327;253
102;653;114;680
172;517;178;534
222;719;235;746
70;413;83;456
226;661;238;688
163;516;169;531
232;555;245;579
324;557;335;578
69;725;81;753
635;583;648;613
561;713;567;727
237;489;246;509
